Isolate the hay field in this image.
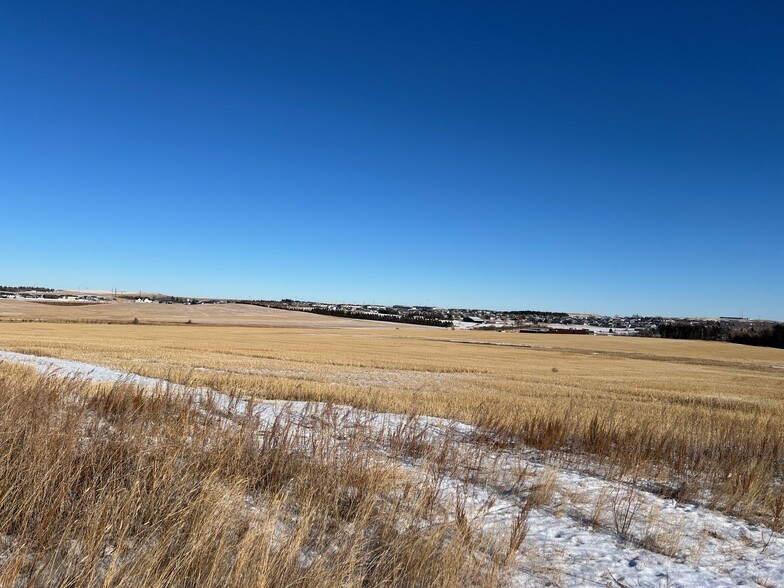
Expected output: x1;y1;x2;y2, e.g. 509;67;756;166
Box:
1;321;783;518
0;298;413;328
0;363;509;587
1;317;783;585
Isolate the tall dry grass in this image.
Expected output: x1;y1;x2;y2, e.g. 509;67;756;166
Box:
474;399;784;528
1;321;783;529
0;364;508;587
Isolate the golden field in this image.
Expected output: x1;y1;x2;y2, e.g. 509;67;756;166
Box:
1;312;783;527
0;298;416;328
0;363;506;587
1;303;784;585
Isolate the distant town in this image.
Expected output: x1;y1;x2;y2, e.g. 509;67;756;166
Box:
2;285;781;348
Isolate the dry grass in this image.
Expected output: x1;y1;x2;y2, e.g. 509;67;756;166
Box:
0;299;413;328
0;364;509;587
0;319;783;531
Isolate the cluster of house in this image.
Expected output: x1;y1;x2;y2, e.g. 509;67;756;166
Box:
0;292;111;302
0;291;229;306
5;289;769;337
139;298;228;305
295;302;648;334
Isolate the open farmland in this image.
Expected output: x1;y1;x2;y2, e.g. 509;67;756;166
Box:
0;298;416;328
0;312;783;586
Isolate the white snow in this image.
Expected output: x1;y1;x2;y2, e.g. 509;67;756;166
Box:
1;349;782;587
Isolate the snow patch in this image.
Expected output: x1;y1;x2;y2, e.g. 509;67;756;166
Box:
1;349;782;586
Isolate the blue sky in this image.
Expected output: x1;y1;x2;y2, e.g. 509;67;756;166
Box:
1;2;782;318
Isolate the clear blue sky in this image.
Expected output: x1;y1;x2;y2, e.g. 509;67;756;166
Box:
1;2;782;318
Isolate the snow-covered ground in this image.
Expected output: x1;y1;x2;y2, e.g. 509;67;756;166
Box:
451;320;640;335
1;349;782;587
452;320;513;330
542;323;639;336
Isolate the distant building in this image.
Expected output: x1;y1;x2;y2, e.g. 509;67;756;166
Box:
547;327;592;335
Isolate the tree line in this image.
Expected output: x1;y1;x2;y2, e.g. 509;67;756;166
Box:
0;285;55;293
653;321;784;350
728;324;784;349
309;307;452;328
510;310;569;317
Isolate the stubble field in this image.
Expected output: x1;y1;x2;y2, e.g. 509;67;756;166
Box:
0;303;782;586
